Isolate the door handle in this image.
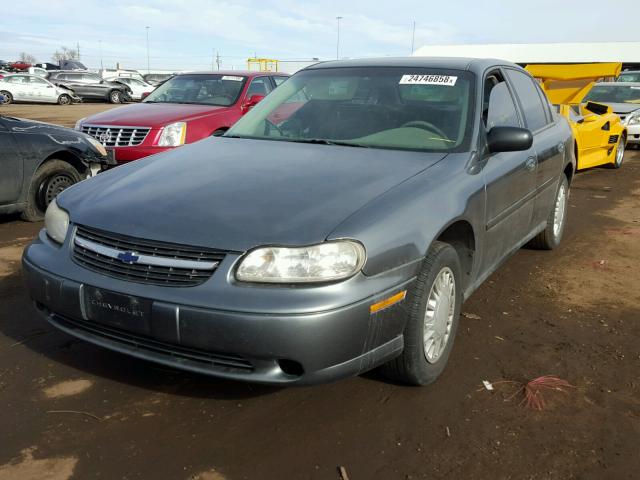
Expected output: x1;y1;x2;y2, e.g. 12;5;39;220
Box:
525;156;537;171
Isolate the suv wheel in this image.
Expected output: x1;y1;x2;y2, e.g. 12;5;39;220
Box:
109;90;122;104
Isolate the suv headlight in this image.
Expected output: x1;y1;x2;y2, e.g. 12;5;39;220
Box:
158;122;187;147
44;199;70;244
74;117;86;131
236;241;366;283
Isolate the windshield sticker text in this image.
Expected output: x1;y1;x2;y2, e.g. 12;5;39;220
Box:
399;75;457;86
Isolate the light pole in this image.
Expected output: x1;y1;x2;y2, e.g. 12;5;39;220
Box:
336;16;343;60
99;40;103;70
411;21;416;54
145;26;150;73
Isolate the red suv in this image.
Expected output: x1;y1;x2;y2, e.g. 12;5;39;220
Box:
75;71;289;163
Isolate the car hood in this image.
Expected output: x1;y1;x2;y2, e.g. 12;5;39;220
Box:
602;102;640;115
81;103;230;127
58;137;446;251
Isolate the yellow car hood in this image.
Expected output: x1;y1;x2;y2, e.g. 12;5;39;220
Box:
525;63;622;104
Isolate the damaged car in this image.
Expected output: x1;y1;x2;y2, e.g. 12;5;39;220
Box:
47;71;132;104
0;74;80;105
1;115;115;221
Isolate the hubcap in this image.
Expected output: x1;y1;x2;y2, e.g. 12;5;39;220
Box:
41;174;74;209
616;138;625;166
111;92;120;103
553;183;567;237
423;267;456;363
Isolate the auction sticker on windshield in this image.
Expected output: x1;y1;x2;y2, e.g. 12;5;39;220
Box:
222;76;244;81
399;74;457;86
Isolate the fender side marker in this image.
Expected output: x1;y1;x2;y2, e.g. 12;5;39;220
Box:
370;290;407;314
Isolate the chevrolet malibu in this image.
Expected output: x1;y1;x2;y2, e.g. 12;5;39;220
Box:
23;58;575;386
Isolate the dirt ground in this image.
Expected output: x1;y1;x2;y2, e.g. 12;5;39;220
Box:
1;104;639;480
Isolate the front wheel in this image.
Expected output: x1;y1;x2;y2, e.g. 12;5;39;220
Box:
381;241;462;386
58;94;72;105
21;160;82;222
109;90;122;104
528;175;569;250
1;91;13;104
611;136;625;169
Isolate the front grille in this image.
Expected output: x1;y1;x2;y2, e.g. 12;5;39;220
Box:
52;314;254;371
72;225;226;287
608;135;619;144
81;125;150;147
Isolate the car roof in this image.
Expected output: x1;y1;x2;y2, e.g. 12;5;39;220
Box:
176;70;288;77
304;57;521;74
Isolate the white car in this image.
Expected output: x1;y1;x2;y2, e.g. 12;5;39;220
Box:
105;77;155;101
0;74;80;105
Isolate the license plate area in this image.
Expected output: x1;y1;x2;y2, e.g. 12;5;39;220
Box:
83;286;151;333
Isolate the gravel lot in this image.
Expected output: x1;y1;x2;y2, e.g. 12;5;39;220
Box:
1;104;639;480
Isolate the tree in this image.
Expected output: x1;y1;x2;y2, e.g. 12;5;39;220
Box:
52;46;78;63
19;52;37;64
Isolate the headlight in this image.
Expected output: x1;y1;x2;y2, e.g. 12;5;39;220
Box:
74;117;86;131
236;241;366;283
44;199;70;245
84;136;107;156
157;122;187;147
628;113;640;125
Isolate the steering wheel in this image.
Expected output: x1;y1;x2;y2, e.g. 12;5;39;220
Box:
401;120;450;140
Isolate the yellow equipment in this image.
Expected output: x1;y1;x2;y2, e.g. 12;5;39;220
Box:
247;58;280;72
526;63;627;170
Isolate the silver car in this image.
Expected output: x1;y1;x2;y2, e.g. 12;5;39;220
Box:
583;82;640;145
0;74;80;105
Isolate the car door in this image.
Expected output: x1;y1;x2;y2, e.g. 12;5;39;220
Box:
504;68;565;228
480;71;538;272
0;119;24;204
29;76;57;103
6;75;32;101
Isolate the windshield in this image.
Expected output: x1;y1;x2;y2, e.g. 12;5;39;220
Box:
583;84;640;104
226;67;475;152
618;73;640;83
143;74;247;106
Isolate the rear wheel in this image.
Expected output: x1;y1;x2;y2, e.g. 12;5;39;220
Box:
58;94;71;105
1;91;13;104
528;175;569;250
109;90;122;104
21;160;82;222
381;241;462;386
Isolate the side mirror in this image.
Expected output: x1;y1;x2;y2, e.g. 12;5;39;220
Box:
487;126;533;153
241;94;265;113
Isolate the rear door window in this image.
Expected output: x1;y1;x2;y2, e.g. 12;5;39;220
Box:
505;69;549;131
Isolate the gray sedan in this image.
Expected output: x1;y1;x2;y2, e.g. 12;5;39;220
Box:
23;57;574;386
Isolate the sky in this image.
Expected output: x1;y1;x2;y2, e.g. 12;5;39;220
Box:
1;0;638;72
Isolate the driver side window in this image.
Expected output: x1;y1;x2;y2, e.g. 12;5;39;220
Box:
483;72;521;130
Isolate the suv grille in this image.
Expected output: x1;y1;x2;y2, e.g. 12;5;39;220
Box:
72;225;226;287
81;125;151;147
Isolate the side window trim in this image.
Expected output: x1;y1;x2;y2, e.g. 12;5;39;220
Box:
482;67;525;130
503;67;551;133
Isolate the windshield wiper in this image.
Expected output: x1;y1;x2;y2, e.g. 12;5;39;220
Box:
284;138;370;148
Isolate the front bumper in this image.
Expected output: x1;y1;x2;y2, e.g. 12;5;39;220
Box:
109;145;172;163
625;124;640;144
23;229;416;385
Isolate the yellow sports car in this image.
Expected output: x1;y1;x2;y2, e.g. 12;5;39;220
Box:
525;63;627;170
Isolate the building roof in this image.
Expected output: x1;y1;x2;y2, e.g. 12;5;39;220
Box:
413;42;640;64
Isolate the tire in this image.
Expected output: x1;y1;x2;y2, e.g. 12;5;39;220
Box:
21;160;82;222
1;90;13;104
109;90;122;104
528;175;569;250
381;241;463;386
610;135;625;169
58;94;71;105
